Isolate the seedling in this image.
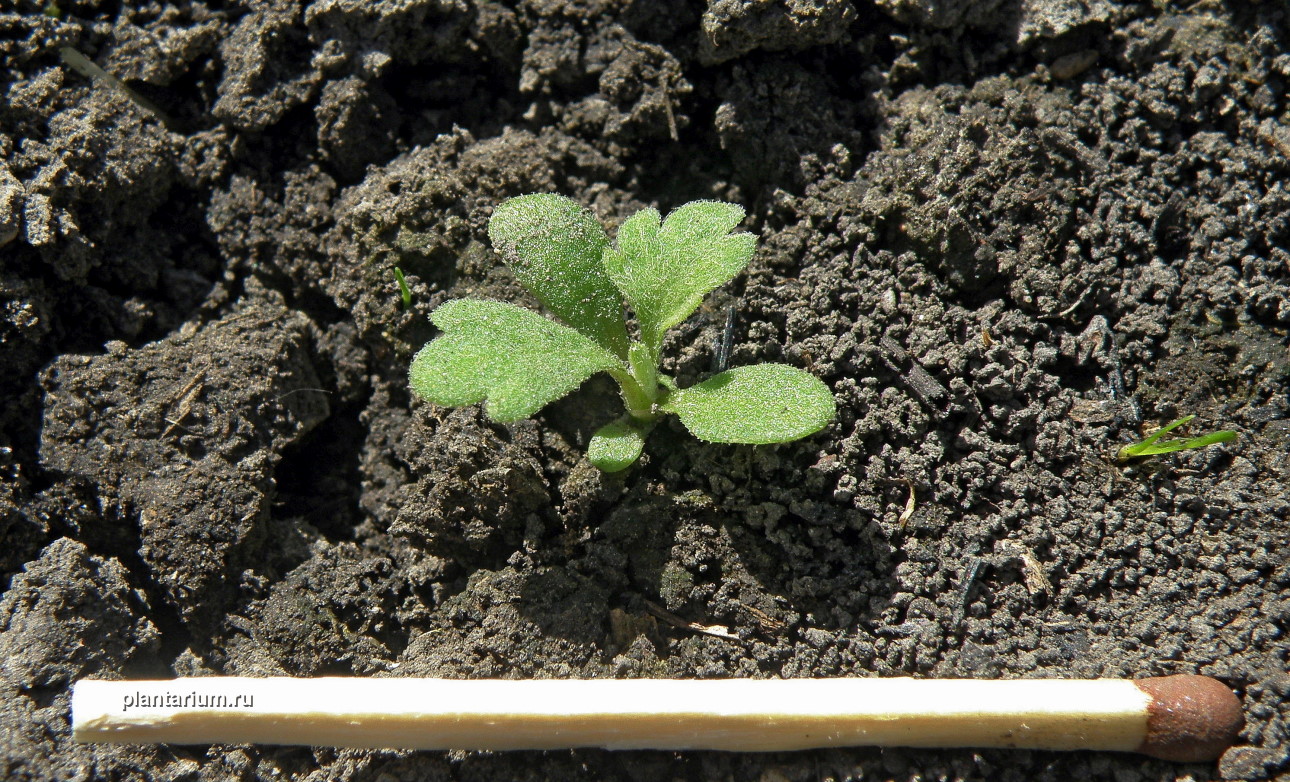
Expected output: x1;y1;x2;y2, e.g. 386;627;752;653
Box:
392;266;412;309
408;194;835;471
1115;415;1237;464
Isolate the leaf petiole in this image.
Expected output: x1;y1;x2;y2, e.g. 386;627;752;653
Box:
608;359;659;423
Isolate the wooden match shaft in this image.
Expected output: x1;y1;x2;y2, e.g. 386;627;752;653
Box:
71;675;1242;761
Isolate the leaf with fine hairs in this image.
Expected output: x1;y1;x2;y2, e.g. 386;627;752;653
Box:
661;363;835;444
488;194;629;358
602;200;755;358
410;299;621;423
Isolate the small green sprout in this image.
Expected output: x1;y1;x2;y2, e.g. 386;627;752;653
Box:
393;266;412;309
1115;415;1237;464
409;194;836;471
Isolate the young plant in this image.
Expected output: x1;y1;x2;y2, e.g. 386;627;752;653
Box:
392;266;412;309
1115;415;1237;464
408;193;835;471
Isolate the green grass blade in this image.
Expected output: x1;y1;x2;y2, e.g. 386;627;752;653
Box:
1116;416;1237;462
1177;430;1238;449
393;267;412;309
1116;415;1192;460
1136;429;1238;456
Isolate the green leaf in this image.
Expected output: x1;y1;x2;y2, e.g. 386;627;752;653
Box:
1116;415;1238;462
661;364;835;444
488;194;629;357
409;299;621;422
603;200;756;355
1153;430;1238;453
1132;414;1193;450
587;419;648;472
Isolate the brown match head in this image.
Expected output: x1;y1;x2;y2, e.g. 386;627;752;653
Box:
1134;675;1244;762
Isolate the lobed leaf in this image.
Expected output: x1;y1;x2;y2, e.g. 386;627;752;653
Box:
587;419;648;472
602;200;756;356
488;194;630;357
409;299;621;423
660;363;835;444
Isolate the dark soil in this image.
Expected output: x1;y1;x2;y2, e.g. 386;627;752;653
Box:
2;1;1288;780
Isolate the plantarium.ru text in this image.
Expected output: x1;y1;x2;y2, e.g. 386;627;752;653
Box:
408;194;836;471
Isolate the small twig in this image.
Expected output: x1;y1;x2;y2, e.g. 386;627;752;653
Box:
897;478;917;529
732;600;785;633
59;47;175;129
1053;284;1095;319
274;387;333;401
710;305;736;375
951;556;984;629
644;599;742;643
877;336;948;411
162;370;206;438
662;86;679;142
999;541;1054;598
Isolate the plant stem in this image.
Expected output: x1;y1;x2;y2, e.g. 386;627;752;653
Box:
611;344;661;423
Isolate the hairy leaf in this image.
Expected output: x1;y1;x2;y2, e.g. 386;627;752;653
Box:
602;201;756;355
409;299;621;422
489;194;629;357
661;364;835;444
587;419;648;472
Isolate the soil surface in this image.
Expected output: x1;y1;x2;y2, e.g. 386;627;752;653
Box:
2;1;1288;780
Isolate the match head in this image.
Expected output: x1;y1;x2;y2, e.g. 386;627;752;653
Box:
1134;675;1244;762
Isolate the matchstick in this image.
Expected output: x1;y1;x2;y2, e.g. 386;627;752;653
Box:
72;674;1242;762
